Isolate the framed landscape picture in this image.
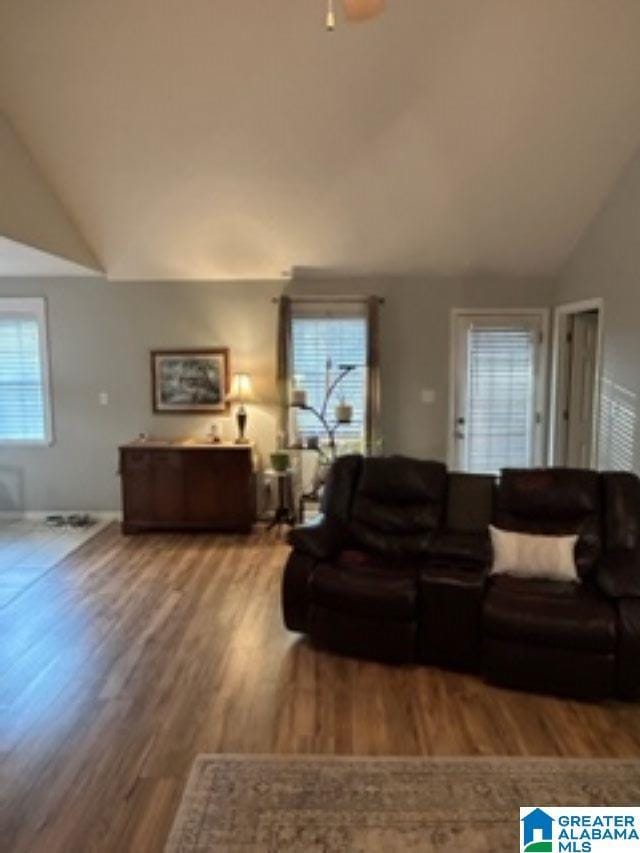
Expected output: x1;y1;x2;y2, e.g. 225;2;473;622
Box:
151;348;230;413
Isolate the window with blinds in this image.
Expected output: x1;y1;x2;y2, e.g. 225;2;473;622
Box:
291;311;367;446
0;298;52;444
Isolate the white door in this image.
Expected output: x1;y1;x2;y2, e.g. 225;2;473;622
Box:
452;313;546;474
565;311;599;468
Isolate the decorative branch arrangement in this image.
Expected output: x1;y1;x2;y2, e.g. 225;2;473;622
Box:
290;359;357;461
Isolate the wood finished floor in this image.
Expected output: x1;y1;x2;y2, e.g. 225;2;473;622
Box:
2;524;640;852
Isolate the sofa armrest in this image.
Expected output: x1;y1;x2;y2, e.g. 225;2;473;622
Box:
282;551;315;632
597;550;640;598
617;598;640;699
288;516;346;560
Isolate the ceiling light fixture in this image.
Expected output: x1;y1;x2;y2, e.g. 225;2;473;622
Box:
326;0;385;31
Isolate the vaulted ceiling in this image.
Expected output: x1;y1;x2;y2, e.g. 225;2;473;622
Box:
1;0;640;280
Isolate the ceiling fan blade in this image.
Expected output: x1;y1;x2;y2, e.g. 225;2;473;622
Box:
342;0;385;23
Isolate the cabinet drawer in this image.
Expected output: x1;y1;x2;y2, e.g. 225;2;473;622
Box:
121;450;153;472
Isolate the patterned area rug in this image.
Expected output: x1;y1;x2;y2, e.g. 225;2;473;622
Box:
166;755;640;852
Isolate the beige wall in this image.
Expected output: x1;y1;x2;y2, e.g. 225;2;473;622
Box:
0;274;553;511
556;147;640;474
0;278;282;512
0;114;99;272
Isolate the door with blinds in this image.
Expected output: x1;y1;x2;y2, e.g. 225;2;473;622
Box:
452;312;546;474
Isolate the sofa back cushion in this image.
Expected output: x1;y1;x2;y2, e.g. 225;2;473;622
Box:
445;472;496;532
496;468;602;577
349;456;447;554
602;471;640;552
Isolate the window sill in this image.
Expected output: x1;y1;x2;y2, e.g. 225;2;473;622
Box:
0;439;54;449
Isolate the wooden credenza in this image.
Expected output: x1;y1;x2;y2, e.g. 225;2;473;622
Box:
119;441;255;533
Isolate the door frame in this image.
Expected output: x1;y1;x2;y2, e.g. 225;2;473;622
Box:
549;297;604;468
448;307;550;470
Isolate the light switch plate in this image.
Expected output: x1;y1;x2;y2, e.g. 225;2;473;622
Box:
99;391;109;406
420;389;436;405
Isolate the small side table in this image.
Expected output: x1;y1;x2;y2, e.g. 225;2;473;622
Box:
298;488;322;524
266;468;296;529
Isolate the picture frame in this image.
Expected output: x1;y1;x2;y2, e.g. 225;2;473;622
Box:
151;348;230;414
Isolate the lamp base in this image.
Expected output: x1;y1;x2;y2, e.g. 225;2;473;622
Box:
235;405;248;444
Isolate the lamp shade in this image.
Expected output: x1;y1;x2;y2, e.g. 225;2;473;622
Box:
228;372;253;403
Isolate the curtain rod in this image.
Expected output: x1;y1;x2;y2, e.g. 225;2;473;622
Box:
271;295;385;305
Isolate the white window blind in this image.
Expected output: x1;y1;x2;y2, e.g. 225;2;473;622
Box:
0;298;52;444
291;312;367;444
465;324;537;474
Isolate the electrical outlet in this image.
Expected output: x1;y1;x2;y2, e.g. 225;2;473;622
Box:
99;391;109;406
420;389;436;405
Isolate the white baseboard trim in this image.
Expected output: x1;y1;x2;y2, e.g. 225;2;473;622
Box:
0;510;121;522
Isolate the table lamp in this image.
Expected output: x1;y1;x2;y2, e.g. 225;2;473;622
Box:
228;373;253;444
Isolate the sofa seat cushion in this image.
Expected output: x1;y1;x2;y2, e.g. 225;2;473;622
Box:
418;563;487;672
484;576;616;653
309;606;417;663
428;531;490;566
483;638;615;699
310;562;418;621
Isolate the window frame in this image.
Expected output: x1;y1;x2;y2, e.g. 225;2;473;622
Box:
0;296;54;447
291;314;368;445
288;300;370;453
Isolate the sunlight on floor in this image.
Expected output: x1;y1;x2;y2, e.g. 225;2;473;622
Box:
0;517;113;607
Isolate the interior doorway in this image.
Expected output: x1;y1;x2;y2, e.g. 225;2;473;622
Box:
550;299;603;469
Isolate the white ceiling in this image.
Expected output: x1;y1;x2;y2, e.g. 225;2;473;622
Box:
1;0;640;280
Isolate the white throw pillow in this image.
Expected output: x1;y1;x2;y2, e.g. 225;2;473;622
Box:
489;525;579;582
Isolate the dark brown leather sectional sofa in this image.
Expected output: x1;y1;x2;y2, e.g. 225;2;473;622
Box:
282;455;640;700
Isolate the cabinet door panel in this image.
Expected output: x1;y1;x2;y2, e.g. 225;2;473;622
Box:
121;451;153;523
152;451;185;523
183;450;252;526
